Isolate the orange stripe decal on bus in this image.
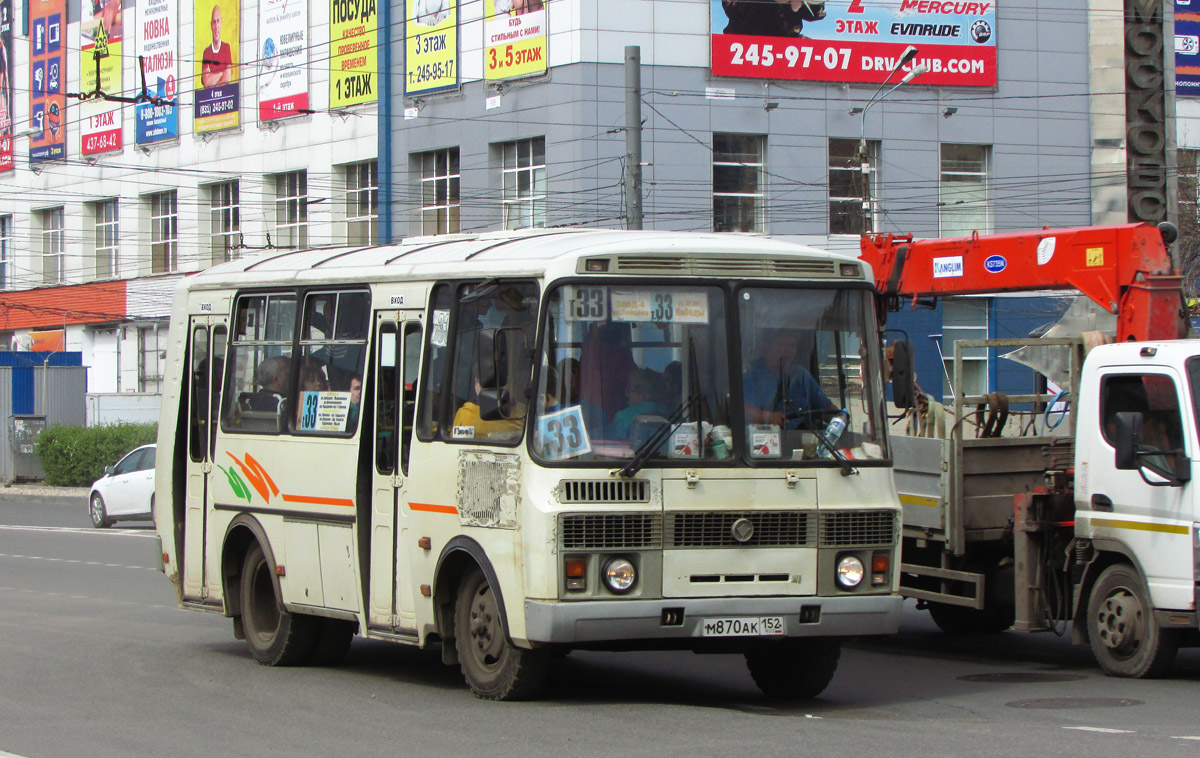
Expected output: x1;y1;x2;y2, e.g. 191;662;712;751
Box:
281;494;356;508
409;502;459;515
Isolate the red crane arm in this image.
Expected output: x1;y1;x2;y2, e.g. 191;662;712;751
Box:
859;223;1187;342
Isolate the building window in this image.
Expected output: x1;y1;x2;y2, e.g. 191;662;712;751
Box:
209;181;240;262
345;161;378;245
940;144;992;237
713;133;766;233
273;170;308;249
499;138;546;230
94;199;119;279
829;138;879;235
38;207;65;284
418;148;460;236
149;191;178;273
138;324;166;393
0;215;11;290
941;298;989;400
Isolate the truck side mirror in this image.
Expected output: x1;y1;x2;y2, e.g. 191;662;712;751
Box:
1113;411;1143;470
891;339;916;409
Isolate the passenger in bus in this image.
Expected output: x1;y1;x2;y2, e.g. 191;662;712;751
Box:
347;373;363;428
453;376;525;441
743;329;834;428
611;368;668;439
246;356;291;413
578;323;636;437
662;361;683;405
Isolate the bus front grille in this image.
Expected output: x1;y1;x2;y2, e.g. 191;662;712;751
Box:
666;511;816;548
560;513;662;550
559;479;650;504
818;510;897;547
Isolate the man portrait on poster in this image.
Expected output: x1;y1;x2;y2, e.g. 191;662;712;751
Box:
201;3;234;87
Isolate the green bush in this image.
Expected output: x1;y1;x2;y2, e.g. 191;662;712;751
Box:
35;423;158;488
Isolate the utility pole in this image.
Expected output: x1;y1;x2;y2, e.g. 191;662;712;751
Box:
625;46;643;230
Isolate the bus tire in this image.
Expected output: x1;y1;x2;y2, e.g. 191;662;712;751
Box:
745;638;840;700
240;543;316;666
453;567;548;701
310;618;355;666
1087;564;1179;678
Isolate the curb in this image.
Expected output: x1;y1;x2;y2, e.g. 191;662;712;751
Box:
0;488;90;507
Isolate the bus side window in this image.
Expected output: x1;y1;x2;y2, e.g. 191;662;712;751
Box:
417;284;452;441
188;326;209;462
295;290;371;436
221;294;297;435
375;322;398;475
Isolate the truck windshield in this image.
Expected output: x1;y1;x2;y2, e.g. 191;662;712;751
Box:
530;283;888;465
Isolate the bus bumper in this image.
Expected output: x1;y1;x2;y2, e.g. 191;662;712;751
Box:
523;594;902;644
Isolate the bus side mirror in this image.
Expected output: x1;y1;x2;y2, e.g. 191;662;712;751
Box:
478;388;511;421
890;339;916;409
478;329;508;390
1113;411;1142;470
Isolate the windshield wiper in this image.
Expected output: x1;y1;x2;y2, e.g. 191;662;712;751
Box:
618;394;699;479
790;410;857;477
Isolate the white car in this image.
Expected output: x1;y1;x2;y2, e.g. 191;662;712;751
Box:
89;444;156;528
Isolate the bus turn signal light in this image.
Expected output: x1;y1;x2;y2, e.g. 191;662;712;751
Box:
871;553;889;586
565;559;586;591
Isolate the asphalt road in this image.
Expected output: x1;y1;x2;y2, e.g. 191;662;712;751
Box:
3;500;1200;758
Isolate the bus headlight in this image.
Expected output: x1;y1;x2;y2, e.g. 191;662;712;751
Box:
603;557;637;594
836;555;865;589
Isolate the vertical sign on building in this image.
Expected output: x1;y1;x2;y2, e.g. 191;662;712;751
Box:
30;0;66;163
330;0;378;107
195;0;239;132
0;0;13;172
404;0;457;95
1126;0;1168;222
484;0;546;81
258;0;308;121
136;0;178;144
1176;1;1200;94
80;0;125;155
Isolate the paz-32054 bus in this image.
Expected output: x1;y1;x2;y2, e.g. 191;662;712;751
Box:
155;229;903;700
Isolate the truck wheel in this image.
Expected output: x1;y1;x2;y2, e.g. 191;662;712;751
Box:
1087;564;1179;678
453;567;548;700
745;639;840;700
240;543;316;666
927;601;1013;634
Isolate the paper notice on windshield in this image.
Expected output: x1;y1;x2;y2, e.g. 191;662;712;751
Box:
610;290;709;324
748;424;781;458
431;310;450;347
298;391;352;432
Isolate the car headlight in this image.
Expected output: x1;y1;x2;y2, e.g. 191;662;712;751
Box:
603;557;637;593
836;555;865;588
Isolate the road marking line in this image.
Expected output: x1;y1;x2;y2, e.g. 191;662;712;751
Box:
0;553;159;571
1171;736;1200;741
1;750;33;758
1062;727;1135;734
0;525;154;536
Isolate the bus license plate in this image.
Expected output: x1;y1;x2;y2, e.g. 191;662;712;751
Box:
701;616;785;637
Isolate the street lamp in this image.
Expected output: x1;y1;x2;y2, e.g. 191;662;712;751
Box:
848;46;927;233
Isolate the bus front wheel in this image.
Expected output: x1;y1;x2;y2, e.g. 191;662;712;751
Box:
745;638;840;699
240;543;316;666
453;567;548;700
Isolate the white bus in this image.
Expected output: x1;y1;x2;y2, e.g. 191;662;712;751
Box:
155;229;903;700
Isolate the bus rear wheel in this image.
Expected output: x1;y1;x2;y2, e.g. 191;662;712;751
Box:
1087;564;1179;678
453;567;548;701
240;543;316;666
745;638;840;700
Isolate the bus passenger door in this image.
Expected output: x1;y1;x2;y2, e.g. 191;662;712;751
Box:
183;317;227;603
368;312;422;632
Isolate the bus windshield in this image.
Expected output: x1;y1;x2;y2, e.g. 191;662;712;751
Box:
531;283;888;465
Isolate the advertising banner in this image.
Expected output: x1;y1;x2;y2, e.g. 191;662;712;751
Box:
404;0;457;95
330;0;378;107
80;0;125;155
30;0;66;163
711;0;997;87
194;0;239;132
484;0;546;81
136;0;178;144
258;0;308;120
1177;1;1200;94
0;0;13;172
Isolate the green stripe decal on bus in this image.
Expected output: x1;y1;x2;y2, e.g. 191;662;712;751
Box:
1090;518;1189;535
